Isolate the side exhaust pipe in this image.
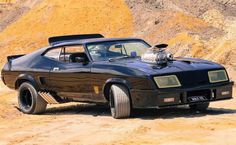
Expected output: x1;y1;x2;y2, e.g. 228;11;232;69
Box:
38;92;59;104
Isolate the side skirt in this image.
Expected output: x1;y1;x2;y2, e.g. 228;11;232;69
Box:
38;92;59;104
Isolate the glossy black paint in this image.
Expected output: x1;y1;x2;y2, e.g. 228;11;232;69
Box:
1;37;234;108
48;34;104;46
131;81;233;108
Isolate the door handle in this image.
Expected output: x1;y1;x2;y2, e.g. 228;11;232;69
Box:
53;67;60;71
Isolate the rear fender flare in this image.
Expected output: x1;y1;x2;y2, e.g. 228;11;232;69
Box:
15;74;39;90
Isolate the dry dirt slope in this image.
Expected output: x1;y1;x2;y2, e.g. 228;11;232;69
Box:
0;0;42;32
126;0;236;66
1;0;236;67
126;0;236;82
0;0;133;66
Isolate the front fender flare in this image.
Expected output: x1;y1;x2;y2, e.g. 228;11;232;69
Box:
105;78;132;89
103;78;132;100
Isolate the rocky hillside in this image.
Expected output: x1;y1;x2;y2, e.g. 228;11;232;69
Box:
126;0;236;66
0;0;42;32
0;0;236;69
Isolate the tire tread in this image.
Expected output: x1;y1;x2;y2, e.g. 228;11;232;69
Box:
18;82;47;114
110;84;131;118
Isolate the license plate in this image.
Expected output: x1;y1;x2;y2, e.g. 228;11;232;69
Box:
188;96;207;102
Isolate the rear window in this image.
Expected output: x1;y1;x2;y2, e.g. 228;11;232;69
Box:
44;48;61;60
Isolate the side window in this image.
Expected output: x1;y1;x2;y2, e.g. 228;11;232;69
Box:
109;44;127;56
60;45;88;63
44;48;62;60
65;45;84;53
123;42;147;56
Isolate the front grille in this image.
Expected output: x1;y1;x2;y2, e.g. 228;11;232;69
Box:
187;89;211;100
176;70;210;87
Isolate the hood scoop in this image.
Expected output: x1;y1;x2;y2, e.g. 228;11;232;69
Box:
141;44;173;65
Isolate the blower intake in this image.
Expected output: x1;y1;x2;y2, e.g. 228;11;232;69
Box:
141;44;173;65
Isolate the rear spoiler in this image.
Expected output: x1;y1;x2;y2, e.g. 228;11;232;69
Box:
48;34;104;46
7;54;25;62
7;54;25;70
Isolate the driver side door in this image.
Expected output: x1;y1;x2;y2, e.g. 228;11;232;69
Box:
45;45;94;101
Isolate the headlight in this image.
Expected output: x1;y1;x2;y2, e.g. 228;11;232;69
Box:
154;75;181;88
208;70;228;83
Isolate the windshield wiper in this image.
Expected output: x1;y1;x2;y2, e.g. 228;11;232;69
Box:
108;56;132;62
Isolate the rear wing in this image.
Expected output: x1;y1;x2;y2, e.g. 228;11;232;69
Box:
7;54;25;70
48;34;104;46
7;54;25;62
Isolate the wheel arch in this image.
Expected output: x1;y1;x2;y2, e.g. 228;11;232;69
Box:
103;78;132;101
15;74;38;90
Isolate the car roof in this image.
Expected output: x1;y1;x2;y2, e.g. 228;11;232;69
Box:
52;37;147;47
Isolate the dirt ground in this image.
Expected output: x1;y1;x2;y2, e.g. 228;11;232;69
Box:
0;77;235;145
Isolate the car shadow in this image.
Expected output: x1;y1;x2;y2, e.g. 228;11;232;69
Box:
43;103;236;119
45;103;111;117
133;107;236;119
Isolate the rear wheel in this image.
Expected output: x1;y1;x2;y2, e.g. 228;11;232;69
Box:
18;82;47;114
109;84;131;119
189;102;209;111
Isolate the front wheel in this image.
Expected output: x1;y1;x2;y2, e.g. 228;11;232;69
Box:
189;102;210;111
18;82;47;114
109;84;131;119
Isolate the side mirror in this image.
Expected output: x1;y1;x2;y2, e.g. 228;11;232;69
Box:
130;51;137;57
75;57;88;64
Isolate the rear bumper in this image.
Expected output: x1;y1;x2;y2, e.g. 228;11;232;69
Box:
130;81;234;108
1;75;6;85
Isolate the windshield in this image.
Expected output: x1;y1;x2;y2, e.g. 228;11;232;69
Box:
86;40;150;61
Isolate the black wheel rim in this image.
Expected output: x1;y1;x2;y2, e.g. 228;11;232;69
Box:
109;89;115;115
20;88;33;110
109;90;114;108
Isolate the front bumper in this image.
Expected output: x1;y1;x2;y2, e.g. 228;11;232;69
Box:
130;81;234;108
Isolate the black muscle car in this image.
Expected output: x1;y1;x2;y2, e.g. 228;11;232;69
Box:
1;34;234;118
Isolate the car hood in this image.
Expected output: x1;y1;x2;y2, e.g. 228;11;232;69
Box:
108;57;224;76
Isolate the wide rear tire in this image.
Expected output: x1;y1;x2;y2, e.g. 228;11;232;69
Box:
18;82;47;114
109;84;131;119
189;102;210;111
